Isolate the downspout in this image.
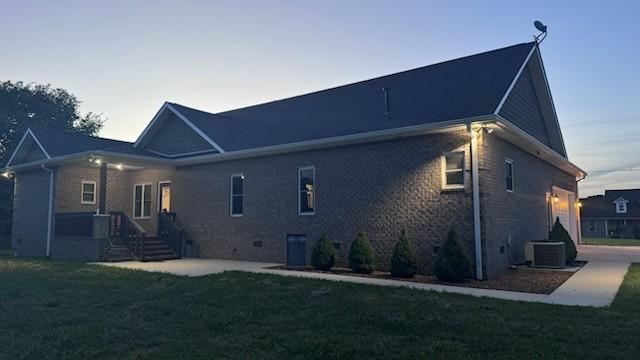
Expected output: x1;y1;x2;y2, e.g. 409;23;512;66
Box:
468;123;483;280
41;164;55;257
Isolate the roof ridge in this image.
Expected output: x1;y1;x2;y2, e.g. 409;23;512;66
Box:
170;42;536;119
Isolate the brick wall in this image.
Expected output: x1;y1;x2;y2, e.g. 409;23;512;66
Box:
172;131;476;274
54;165;173;234
478;132;577;278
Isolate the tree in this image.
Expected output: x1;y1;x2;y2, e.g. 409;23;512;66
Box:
0;81;104;239
548;217;578;264
390;228;417;278
434;228;472;282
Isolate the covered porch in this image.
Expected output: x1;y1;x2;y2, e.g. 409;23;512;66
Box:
50;153;188;262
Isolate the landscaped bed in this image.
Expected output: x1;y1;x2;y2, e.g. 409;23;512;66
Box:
268;265;575;294
583;237;640;246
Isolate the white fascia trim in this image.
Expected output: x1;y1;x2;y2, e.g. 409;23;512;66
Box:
133;103;226;153
494;44;537;115
613;198;629;203
493;115;586;178
176;115;493;167
533;48;568;156
4;128;51;167
133;102;171;147
165;103;226;153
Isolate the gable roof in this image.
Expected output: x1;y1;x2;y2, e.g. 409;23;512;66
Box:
163;42;536;152
581;189;640;219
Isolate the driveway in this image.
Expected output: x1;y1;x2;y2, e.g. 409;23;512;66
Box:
578;245;640;263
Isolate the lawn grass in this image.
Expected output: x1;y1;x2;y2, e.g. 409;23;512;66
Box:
0;256;639;359
582;237;640;246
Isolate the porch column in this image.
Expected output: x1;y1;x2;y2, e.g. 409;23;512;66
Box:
99;162;107;214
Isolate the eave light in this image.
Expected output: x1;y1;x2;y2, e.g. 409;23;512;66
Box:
116;164;123;171
1;171;12;179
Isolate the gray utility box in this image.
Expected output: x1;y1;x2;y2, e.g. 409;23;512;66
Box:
525;241;566;268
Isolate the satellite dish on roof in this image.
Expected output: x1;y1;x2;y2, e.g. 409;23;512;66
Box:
534;20;548;43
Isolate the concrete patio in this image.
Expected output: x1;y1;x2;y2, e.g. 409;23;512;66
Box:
93;245;637;308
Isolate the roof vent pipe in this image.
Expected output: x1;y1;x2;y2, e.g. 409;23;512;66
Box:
382;87;391;120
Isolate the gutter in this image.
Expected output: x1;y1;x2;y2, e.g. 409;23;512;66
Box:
40;164;55;257
468;124;484;280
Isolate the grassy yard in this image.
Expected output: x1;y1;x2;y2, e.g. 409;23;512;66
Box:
582;237;640;246
0;256;639;359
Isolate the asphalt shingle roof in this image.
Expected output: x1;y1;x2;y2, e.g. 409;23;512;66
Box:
30;128;164;158
581;189;640;219
171;42;535;152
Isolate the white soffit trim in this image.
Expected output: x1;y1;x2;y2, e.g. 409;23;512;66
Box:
5;128;51;167
493;44;537;115
493;115;586;178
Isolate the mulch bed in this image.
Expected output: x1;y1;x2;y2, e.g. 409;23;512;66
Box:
268;265;576;294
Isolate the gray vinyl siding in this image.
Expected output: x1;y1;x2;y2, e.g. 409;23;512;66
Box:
12;169;52;257
499;66;551;146
20;142;48;163
144;113;215;156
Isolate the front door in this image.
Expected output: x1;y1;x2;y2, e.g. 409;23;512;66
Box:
159;182;171;212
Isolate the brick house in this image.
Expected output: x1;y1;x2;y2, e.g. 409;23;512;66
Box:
580;189;640;239
1;42;585;279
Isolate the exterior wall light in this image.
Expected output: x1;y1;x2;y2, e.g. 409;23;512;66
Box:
553;194;560;203
576;201;583;208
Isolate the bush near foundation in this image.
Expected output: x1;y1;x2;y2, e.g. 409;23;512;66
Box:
434;228;472;282
310;235;336;271
349;232;376;274
390;229;417;278
549;217;578;264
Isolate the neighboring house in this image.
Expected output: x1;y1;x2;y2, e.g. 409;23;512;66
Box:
0;41;585;279
580;189;640;239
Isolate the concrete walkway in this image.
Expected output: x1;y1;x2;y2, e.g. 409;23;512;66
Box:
93;257;632;308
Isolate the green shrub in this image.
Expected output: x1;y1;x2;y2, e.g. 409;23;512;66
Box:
310;235;336;271
348;232;376;274
390;229;417;278
548;217;578;264
434;228;472;282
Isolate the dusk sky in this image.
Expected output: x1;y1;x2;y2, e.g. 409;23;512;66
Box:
1;0;638;196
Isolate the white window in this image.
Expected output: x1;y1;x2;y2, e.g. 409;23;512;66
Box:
442;152;464;189
505;159;514;192
298;166;315;215
230;174;244;216
133;184;152;219
588;220;595;232
81;181;96;204
616;200;627;214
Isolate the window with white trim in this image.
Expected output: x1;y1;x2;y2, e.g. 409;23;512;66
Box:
230;174;244;216
505;159;514;192
443;152;464;189
81;181;96;204
134;184;152;218
588;220;595;232
298;166;315;215
616;201;627;214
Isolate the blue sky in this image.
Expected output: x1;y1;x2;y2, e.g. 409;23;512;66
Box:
1;0;638;195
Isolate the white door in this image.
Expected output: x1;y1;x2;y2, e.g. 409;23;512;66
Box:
551;187;578;244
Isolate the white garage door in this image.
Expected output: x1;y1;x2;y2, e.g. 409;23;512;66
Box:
551;186;578;244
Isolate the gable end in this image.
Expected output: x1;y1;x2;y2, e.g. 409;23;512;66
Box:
144;112;216;156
